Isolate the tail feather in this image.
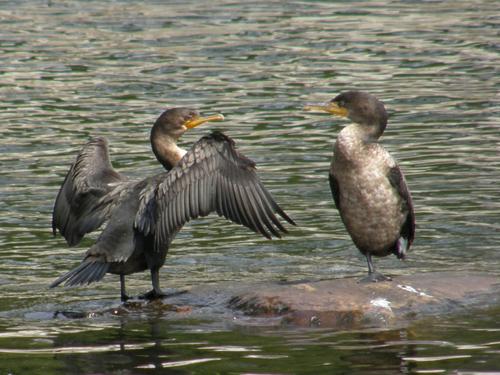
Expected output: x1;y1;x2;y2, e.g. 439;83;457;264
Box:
393;237;408;260
86;262;109;284
50;260;110;288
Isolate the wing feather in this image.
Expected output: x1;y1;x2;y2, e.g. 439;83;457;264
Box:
329;170;341;211
232;182;252;230
236;184;260;236
135;131;295;252
222;174;243;225
388;165;416;250
220;175;236;222
244;185;272;239
253;182;288;233
248;184;281;238
52;137;126;246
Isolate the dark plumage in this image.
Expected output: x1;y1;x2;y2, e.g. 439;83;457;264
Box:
51;108;295;300
306;91;415;282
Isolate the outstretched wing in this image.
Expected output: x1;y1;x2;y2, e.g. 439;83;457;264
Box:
388;165;415;251
135;131;296;251
52;137;126;246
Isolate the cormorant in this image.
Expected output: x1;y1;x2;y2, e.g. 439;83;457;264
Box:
305;91;415;282
51;108;295;300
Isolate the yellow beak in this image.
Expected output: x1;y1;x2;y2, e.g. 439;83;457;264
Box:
304;102;349;118
185;113;225;129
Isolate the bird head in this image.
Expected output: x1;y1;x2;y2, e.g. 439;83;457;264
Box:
305;91;388;139
153;108;225;140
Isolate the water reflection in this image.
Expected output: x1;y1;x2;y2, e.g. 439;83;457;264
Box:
1;309;499;374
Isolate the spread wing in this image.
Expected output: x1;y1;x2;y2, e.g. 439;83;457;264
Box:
388;165;415;250
52;137;126;246
135;131;296;251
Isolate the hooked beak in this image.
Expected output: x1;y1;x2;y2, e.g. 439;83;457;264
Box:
185;113;225;129
304;102;349;118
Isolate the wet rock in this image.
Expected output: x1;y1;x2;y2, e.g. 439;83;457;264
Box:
228;272;500;328
48;272;499;329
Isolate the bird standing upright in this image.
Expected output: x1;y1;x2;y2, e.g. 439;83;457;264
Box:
51;108;295;300
305;91;415;282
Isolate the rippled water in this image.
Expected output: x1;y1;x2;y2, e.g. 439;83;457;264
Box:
1;0;499;373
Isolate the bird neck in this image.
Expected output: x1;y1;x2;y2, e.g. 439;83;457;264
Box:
345;123;381;144
334;124;379;167
150;130;187;171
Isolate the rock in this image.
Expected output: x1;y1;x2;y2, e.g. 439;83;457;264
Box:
228;272;500;328
49;272;499;329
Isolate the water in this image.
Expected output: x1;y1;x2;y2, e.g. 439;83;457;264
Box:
1;0;499;373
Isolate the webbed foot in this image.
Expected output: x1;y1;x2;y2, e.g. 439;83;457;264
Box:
358;272;392;283
138;289;168;300
138;289;188;300
360;253;391;283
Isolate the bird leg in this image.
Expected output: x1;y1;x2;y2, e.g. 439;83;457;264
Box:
120;274;130;302
139;268;168;300
138;268;189;300
358;253;392;283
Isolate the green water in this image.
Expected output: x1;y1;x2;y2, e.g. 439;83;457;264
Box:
1;0;499;373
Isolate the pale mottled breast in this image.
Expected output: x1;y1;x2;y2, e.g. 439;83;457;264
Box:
332;125;405;254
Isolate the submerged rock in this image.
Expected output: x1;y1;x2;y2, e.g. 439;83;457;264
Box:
49;272;499;329
228;272;500;328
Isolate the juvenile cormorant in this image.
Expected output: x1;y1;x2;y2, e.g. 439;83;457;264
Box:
305;91;415;282
51;108;295;300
